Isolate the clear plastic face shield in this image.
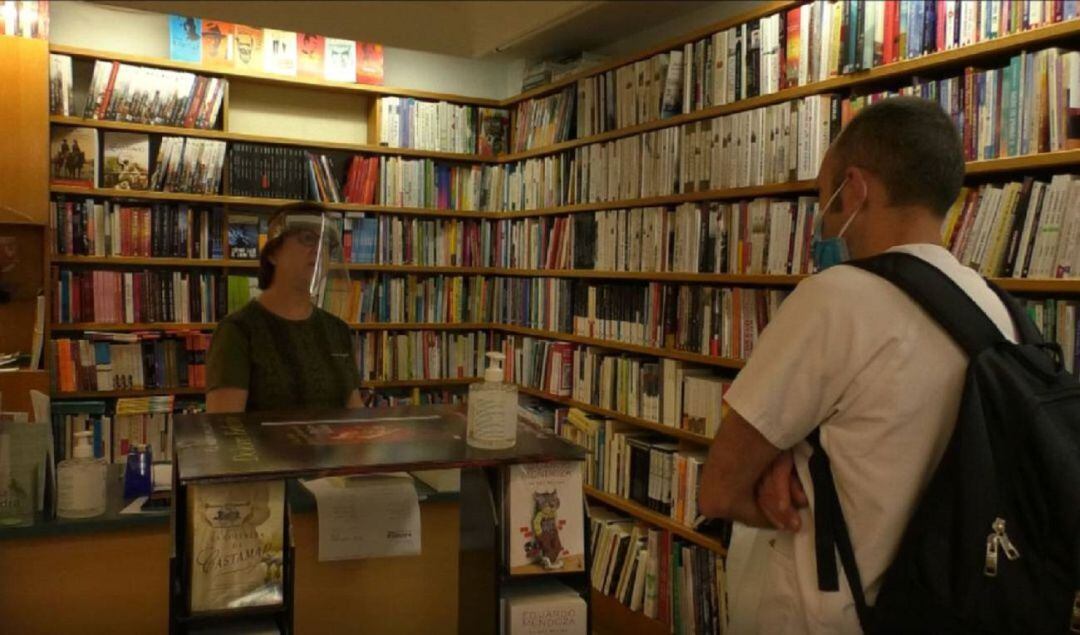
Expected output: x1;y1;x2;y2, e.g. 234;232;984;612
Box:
266;209;351;315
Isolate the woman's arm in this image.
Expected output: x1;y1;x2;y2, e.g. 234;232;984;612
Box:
207;387;249;413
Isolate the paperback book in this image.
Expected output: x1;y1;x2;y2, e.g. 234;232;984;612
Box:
168;15;202;63
264;28;298;76
50;126;98;188
102;132;150;190
506;460;585;575
201;19;234;67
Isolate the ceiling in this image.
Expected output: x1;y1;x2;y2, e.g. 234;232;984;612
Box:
97;0;717;60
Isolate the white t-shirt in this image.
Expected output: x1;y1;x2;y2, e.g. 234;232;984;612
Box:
723;243;1017;634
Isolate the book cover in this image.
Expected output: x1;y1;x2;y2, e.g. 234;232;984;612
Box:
168;15;202;63
233;23;263;72
477;108;510;156
188;479;285;613
48;53;73;116
297;32;325;79
324;37;356;83
201;19;234;68
228;214;259;259
102;132;149;190
502;578;587;635
507;460;585;575
263;28;297;76
356;42;384;85
50;126;98;188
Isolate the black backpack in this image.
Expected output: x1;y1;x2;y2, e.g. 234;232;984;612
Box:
808;252;1080;634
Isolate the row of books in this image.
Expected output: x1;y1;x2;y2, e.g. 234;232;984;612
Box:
844;47;1080;160
571;198;819;275
319;274;491;324
576;50;684;139
52;332;210;393
341;155;380;204
228;142;309;199
376;97;478;154
50;397;199;465
510;86;576;153
943;174;1080;278
572;0;1079;139
68;58;226;129
1020;297;1080;376
51;198;225;259
352;329;495;381
368;389;466;408
54;269;234;325
150;136;227;194
589;505;728;633
378;157;494;210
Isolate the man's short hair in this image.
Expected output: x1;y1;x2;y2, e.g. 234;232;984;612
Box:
828;96;965;217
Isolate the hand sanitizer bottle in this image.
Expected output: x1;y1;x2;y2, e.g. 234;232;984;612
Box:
57;431;107;519
467;352;518;449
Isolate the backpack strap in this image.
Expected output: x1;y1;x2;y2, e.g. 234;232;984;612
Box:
849;252;1008;358
986;280;1045;346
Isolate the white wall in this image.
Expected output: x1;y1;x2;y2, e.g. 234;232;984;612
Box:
49;1;513;100
591;2;761;60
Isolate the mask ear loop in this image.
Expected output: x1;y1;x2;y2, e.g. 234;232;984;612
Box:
836;177;869;239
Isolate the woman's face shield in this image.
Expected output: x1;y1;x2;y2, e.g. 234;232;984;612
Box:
267;211;350;313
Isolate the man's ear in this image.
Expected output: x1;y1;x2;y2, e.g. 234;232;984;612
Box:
844;166;871;211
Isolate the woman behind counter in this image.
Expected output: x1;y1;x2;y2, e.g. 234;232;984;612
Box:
206;203;366;413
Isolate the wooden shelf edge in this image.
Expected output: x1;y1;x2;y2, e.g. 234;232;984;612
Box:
52;387;206;399
517;386;712;446
591;588;670;635
50;115;498;164
360;378;480;389
584;485;727;555
49;43;503;108
499;19;1080;159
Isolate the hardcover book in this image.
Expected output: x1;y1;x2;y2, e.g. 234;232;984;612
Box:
264;28;297;76
501;578;587;635
168;15;202;63
228;214;260;259
477;108;510;156
324;38;356;83
233;23;264;72
48;53;73;116
506;460;585;575
356;42;384;85
50;126;98;188
201;20;234;68
187;479;285;612
102;131;150;190
297;33;325;79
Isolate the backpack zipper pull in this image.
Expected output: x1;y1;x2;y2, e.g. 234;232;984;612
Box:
984;532;999;577
992;517;1021;561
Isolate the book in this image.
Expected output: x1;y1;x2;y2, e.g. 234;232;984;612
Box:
506;460;585;575
201;20;234;68
356;42;384;85
102;132;150;190
48;53;73;116
188;479;285;613
54;268;227;325
478;108;510;156
50;126;98;188
228;214;260;259
297;32;325;79
168;15;202;63
149;137;226;194
81;61;225;129
378;97;477;153
501;578;587;635
324;38;356;83
233;23;264;72
263;28;297;76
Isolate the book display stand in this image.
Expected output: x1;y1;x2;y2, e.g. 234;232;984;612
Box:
168;405;588;634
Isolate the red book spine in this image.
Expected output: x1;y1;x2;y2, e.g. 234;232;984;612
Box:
936;1;946;52
95;62;120;119
183;78;208;128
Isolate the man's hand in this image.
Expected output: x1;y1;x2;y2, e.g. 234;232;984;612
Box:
755;450;808;532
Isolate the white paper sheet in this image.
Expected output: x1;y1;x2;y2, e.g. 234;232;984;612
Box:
301;473;422;562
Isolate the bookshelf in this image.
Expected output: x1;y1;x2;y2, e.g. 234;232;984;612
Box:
35;2;1080;633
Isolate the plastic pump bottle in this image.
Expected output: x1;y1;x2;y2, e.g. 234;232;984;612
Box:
467;352;518;449
57;431;107;519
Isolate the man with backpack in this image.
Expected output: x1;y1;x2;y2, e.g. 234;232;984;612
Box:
699;97;1079;633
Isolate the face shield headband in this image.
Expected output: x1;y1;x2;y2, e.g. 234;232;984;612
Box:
266;208;349;308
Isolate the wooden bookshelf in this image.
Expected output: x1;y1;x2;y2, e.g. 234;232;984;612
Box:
501;17;1080;161
964;149;1080;176
48;185;503;220
348;322;492;332
52;255;256;268
50;43;503;107
584;485;727;555
360;378;480;389
517;386;712;446
591;589;669;635
51;323;219;332
50;115;498;164
499;324;746;370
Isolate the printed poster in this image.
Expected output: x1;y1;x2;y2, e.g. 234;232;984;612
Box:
169;15;202;63
356;42;384;85
233;23;264;72
297;32;325;79
324;38;356;83
264;28;297;76
201;19;234;67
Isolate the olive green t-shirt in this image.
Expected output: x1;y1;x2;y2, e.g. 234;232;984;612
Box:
207;300;361;412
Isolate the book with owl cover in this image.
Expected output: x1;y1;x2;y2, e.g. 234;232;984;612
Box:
187;479;285;613
505;460;585;575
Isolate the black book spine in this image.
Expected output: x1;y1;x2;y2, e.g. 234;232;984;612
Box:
747;19;761;98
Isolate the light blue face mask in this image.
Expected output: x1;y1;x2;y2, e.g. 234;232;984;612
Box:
811;178;861;272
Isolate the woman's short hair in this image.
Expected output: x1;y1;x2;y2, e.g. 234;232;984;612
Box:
256;201;333;290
